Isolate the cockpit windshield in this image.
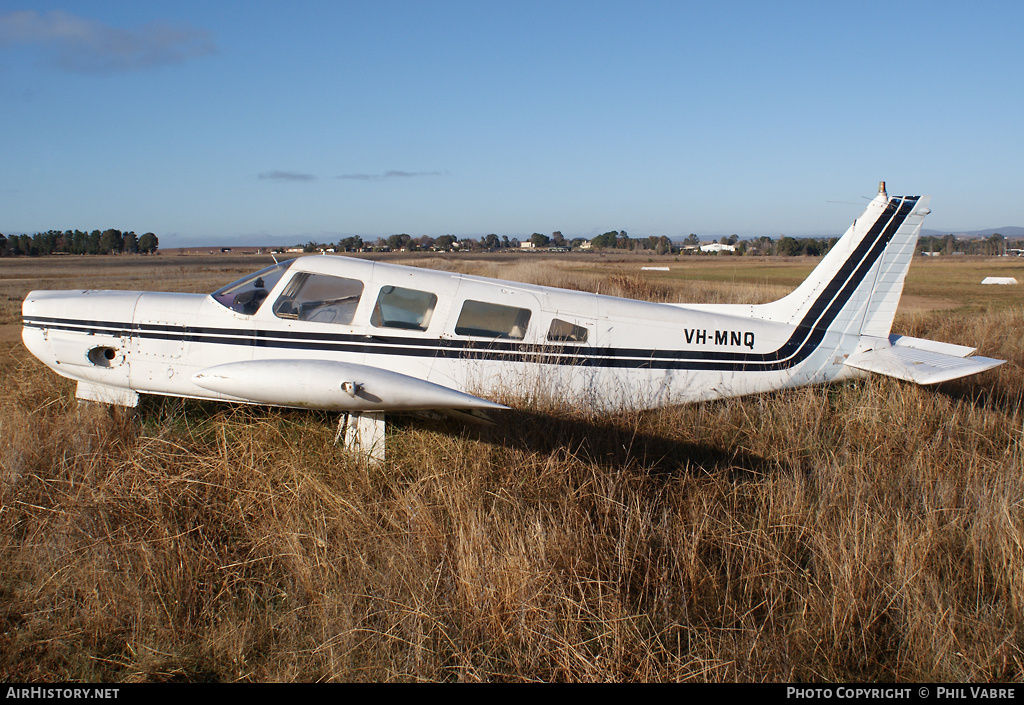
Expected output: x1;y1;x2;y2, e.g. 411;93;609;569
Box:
212;260;293;314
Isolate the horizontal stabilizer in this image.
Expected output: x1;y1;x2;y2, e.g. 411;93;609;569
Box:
845;343;1004;385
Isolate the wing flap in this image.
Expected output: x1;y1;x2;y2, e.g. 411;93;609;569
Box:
845;344;1004;385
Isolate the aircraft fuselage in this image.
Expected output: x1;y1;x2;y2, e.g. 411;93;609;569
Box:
24;188;1001;423
21;255;858;412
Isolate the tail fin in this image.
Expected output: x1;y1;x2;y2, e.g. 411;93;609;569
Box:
755;181;930;340
751;181;1004;384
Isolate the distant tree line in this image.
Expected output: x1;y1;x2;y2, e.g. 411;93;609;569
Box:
295;233;527;253
590;231;844;257
364;233;520;252
588;231;678;255
0;229;159;256
311;230;849;257
771;236;839;257
917;233;1021;256
275;230;1024;259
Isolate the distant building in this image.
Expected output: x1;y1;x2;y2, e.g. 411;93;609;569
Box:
700;243;735;253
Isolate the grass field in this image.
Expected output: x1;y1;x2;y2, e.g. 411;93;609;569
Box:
1;251;1022;681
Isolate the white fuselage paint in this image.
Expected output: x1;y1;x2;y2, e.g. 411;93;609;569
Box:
28;189;992;415
21;255;858;412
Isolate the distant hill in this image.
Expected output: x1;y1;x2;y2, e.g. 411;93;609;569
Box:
921;227;1024;239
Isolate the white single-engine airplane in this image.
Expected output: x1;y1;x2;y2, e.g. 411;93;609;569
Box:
22;183;1004;460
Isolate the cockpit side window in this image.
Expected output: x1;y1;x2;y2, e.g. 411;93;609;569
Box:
455;300;532;340
371;286;438;331
212;261;292;315
272;273;364;325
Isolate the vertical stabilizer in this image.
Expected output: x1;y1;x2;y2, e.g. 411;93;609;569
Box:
754;185;930;340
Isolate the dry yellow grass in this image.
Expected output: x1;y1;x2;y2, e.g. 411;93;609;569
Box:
1;252;1022;681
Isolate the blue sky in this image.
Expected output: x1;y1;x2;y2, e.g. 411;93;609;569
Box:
1;1;1022;246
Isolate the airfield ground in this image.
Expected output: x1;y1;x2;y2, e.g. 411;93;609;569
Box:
1;252;1022;681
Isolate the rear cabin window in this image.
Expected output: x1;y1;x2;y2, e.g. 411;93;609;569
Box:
547;318;589;343
371;285;438;331
272;273;363;325
455;300;532;340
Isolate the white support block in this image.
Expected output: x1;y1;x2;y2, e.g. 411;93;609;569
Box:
336;411;386;463
75;381;139;407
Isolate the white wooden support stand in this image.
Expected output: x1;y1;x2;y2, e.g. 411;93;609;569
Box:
336;411;386;463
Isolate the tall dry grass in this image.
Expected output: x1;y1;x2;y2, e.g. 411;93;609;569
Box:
404;256;790;305
1;254;1022;681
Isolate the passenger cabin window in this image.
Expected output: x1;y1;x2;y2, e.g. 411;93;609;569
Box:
547;319;588;343
272;273;363;325
455;300;532;340
371;285;437;331
212;261;292;315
